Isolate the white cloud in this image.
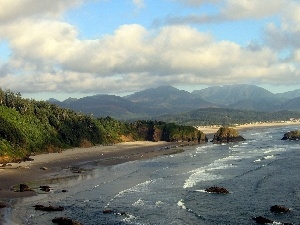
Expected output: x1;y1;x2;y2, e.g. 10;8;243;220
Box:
0;18;298;94
0;0;300;95
263;1;300;65
0;0;83;23
167;0;287;24
221;0;286;20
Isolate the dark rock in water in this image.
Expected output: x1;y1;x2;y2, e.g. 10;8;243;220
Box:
0;203;7;208
252;216;273;224
39;185;51;192
20;183;32;192
52;217;82;225
34;205;64;211
62;189;68;193
282;130;300;140
211;127;245;144
205;186;229;194
103;209;113;214
270;205;290;213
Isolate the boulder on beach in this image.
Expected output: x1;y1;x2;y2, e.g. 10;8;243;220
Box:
270;205;290;213
39;185;51;192
52;217;82;225
281;130;300;140
205;186;229;194
40;167;48;170
211;127;245;144
19;183;32;192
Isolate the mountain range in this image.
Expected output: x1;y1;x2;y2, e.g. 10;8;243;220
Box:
49;84;300;121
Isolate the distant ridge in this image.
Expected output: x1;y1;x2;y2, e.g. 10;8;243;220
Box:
275;89;300;99
48;84;300;120
125;85;193;102
192;84;276;105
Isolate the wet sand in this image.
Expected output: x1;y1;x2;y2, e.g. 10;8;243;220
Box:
0;141;190;199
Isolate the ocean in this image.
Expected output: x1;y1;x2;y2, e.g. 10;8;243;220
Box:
5;125;300;225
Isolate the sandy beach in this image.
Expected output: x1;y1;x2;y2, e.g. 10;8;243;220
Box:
1;121;300;200
0;141;189;199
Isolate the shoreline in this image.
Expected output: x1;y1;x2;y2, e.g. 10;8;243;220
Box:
1;121;300;199
0;141;193;199
1;122;300;224
197;121;300;134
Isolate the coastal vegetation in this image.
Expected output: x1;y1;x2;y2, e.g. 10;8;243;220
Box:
157;108;300;126
0;89;204;163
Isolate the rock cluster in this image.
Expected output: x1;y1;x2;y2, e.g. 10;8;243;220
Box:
253;205;292;224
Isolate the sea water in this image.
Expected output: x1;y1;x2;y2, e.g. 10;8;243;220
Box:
7;125;300;225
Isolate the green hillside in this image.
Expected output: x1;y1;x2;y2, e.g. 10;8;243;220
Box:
0;89;203;163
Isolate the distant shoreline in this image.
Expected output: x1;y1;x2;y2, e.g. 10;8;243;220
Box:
197;121;300;134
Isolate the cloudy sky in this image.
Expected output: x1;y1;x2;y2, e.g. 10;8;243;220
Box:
0;0;300;100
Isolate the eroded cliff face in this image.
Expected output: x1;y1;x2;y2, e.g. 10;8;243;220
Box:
282;130;300;140
134;124;207;143
211;127;245;144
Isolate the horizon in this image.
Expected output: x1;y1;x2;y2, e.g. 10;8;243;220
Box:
1;1;300;101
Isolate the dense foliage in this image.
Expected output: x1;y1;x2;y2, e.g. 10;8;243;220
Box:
156;108;300;126
0;89;201;162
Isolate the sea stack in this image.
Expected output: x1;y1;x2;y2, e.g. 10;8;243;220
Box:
281;130;300;140
211;127;245;144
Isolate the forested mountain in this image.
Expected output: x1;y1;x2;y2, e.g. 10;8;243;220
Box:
279;97;300;111
0;89;203;163
54;86;216;120
126;85;194;102
275;89;300;99
50;84;300;120
54;94;147;120
191;84;277;105
228;99;284;111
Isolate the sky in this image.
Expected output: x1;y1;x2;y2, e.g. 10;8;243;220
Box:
1;0;300;100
